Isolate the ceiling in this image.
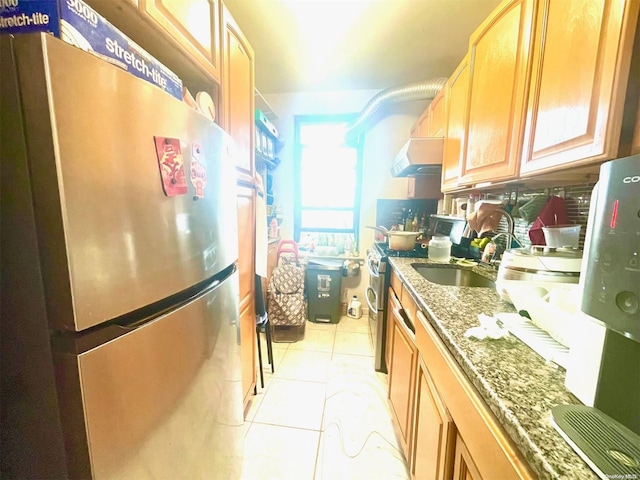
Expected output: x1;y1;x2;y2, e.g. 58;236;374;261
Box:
223;0;502;95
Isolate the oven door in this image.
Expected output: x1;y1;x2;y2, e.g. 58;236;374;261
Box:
366;249;387;372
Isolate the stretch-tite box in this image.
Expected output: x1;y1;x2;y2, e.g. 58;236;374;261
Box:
0;0;183;100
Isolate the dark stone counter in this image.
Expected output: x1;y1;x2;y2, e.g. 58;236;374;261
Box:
388;257;596;480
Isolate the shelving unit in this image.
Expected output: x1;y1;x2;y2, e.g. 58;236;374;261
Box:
255;108;283;236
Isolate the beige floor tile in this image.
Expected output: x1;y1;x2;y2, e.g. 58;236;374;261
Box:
333;331;373;356
257;331;287;374
241;423;320;480
289;327;336;353
336;315;370;334
323;380;396;437
253;378;326;430
315;425;409;480
329;353;377;378
276;349;332;383
242;309;410;480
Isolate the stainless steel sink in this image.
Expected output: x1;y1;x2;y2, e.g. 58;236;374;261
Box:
412;264;495;288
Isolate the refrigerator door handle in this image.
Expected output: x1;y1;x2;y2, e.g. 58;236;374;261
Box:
114;278;222;330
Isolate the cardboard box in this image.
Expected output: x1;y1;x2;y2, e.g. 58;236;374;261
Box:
0;0;183;100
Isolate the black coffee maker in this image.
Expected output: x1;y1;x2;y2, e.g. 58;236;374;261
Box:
553;154;640;479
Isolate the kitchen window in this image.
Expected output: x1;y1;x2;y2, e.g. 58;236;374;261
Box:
293;114;362;253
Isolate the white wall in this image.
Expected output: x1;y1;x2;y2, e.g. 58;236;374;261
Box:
263;89;428;305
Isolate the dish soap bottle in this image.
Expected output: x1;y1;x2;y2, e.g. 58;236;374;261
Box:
347;295;362;319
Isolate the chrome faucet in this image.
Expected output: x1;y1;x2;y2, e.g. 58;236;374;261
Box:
486;209;524;264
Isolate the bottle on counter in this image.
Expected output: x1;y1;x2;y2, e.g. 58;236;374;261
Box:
269;218;279;238
405;209;413;231
428;235;452;263
411;214;419;232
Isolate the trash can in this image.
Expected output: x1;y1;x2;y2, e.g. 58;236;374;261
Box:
305;258;343;323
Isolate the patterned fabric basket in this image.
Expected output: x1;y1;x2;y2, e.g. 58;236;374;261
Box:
267;263;307;327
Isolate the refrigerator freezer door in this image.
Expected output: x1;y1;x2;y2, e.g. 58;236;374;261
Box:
54;272;242;479
13;34;238;331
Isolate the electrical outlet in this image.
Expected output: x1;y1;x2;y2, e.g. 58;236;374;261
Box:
342;288;349;302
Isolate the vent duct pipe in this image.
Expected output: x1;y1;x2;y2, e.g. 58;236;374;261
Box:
345;77;448;144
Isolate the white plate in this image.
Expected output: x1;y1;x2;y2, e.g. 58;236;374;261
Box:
196;92;216;121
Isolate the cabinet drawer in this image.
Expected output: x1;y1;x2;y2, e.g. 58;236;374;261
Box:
390;269;402;298
400;288;417;332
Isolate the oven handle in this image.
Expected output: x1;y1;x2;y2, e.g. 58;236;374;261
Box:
365;256;380;278
365;286;378;313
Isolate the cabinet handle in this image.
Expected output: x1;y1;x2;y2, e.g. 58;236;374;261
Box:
393;307;416;338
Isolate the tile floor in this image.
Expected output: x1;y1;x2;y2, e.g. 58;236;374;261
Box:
241;315;411;480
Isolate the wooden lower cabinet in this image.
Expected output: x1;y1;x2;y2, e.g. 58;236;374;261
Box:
237;185;256;410
388;297;418;460
387;268;535;480
239;294;256;407
414;307;534;480
411;356;456;480
385;293;395;376
453;435;482;480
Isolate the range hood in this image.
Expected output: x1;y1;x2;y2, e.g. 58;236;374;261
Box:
390;137;444;177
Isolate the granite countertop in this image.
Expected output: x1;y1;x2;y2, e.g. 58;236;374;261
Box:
388;257;597;480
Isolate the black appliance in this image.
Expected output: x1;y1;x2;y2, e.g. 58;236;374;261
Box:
553;154;640;480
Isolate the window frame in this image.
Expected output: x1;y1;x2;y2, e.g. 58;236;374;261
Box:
292;114;363;246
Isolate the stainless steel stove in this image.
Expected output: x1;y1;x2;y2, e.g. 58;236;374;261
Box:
366;242;429;372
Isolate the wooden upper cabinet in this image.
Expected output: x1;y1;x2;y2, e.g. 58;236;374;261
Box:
442;56;470;191
142;0;221;82
460;0;535;186
520;0;640;176
428;89;447;138
223;7;255;180
411;109;430;138
411;89;446;139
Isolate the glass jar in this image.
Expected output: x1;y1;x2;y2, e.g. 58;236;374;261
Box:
428;236;452;263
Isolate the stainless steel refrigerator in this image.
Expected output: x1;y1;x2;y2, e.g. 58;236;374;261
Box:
1;33;243;479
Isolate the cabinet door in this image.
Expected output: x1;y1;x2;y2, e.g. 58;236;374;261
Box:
520;0;640;175
427;89;446;138
412;356;456;480
143;0;221;81
237;186;256;407
407;176;441;199
223;7;255;180
460;0;534;186
266;241;278;285
411;109;431;138
388;305;417;460
442;56;469;192
385;287;399;374
453;435;483;480
239;296;256;408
